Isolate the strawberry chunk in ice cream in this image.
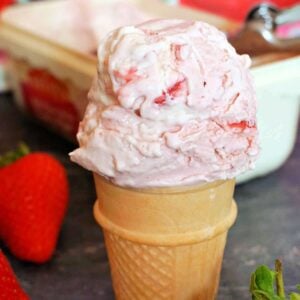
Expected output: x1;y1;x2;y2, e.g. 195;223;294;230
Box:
70;19;259;188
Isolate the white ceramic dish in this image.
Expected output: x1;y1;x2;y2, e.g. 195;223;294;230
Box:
237;57;300;183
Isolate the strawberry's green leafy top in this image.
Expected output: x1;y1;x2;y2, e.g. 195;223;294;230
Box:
250;260;300;300
0;143;30;167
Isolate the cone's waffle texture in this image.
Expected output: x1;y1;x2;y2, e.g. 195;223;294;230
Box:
93;174;237;300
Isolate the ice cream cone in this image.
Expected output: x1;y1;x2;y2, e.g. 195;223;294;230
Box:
93;174;237;300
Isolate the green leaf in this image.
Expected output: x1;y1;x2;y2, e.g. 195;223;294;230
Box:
290;285;300;300
254;265;276;295
290;293;300;300
250;260;300;300
249;264;286;300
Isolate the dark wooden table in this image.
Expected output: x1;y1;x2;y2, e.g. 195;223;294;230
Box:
0;93;299;300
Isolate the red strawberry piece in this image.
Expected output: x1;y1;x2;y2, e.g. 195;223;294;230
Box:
114;67;138;83
154;92;167;105
167;79;186;97
21;69;80;138
0;146;69;263
228;120;256;130
171;44;183;61
0;250;29;300
154;79;187;105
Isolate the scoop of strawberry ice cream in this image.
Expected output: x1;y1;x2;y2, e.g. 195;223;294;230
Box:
70;19;259;188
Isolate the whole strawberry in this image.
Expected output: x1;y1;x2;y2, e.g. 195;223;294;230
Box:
0;250;29;300
0;144;69;263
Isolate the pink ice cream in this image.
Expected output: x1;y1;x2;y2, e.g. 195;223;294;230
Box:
70;19;259;188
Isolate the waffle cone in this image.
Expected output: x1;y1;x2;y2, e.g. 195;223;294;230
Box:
93;174;237;300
